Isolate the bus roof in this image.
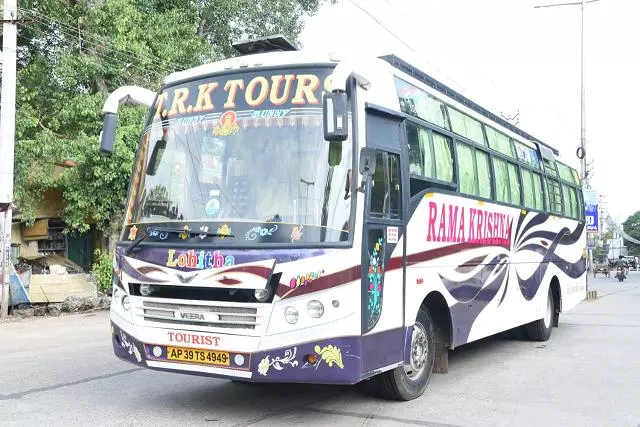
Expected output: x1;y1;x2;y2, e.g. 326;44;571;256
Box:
164;49;562;159
378;54;560;157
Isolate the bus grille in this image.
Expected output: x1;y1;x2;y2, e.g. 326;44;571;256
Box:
140;301;260;330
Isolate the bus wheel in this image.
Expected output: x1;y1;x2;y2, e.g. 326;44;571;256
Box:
525;287;554;341
374;308;435;401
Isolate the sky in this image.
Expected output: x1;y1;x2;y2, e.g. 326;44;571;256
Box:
301;0;640;222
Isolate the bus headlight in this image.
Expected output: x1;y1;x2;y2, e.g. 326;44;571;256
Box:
307;300;324;318
140;284;153;297
284;306;298;324
254;288;271;302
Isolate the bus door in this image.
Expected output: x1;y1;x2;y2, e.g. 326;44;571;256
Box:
360;106;409;373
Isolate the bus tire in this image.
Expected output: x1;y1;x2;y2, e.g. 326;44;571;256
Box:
525;287;554;341
373;308;435;401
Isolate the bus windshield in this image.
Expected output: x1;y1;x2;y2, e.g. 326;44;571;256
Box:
122;66;353;246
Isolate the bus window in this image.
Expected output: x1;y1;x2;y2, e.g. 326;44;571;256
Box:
449;108;486;145
486;126;515;158
432;132;454;182
406;122;433;178
476;150;492;199
368;151;402;220
562;184;579;218
507;162;521;205
370;151;387;217
388;153;402;219
493;157;510;204
457;143;476;195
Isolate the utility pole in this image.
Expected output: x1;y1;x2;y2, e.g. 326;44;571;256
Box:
534;0;599;294
0;0;18;322
534;0;599;185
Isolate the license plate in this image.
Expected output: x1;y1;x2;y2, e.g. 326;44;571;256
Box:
167;347;230;366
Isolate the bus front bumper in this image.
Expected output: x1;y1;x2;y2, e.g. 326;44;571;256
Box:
111;315;362;384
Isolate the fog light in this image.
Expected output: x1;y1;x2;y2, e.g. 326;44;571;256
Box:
307;300;324;318
140;284;153;297
121;295;130;311
254;288;271;302
284;306;298;324
152;346;162;357
234;354;245;366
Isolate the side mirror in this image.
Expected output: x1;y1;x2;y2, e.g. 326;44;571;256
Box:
323;91;348;142
358;147;377;176
99;113;118;154
146;139;167;176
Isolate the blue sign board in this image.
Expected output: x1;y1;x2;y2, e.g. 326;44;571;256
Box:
585;204;598;233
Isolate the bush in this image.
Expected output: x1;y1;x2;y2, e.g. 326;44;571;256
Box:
92;249;113;294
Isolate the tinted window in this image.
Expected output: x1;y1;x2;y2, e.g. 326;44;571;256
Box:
457;143;476;195
457;143;492;199
370;152;387;216
433;132;454;182
486;126;515;158
507;162;521;205
388;153;402;219
476;150;492;199
449;108;486;145
395;78;449;129
407;122;433;177
514;141;541;169
406;123;454;183
494;157;510;203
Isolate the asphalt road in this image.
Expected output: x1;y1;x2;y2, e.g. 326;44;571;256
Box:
2;274;640;427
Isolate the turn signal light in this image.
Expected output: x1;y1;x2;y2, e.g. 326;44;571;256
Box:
305;354;318;364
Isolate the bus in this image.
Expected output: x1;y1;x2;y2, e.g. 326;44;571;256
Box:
100;35;587;401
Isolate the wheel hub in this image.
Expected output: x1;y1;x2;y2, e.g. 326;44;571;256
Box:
404;322;428;379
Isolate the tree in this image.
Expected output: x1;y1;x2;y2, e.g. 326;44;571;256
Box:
623;211;640;255
14;0;325;246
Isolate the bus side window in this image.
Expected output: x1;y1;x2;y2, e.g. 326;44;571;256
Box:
370;152;387;216
388;153;402;219
368;151;402;220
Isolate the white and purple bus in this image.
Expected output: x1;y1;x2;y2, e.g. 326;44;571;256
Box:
100;36;586;400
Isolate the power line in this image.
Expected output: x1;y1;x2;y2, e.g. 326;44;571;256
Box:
347;0;470;95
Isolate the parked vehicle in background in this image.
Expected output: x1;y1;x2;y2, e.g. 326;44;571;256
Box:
97;35;587;401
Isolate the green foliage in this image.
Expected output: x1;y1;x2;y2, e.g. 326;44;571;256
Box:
15;0;324;234
623;211;640;255
91;249;114;294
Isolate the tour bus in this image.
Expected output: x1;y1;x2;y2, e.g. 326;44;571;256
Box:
100;35;586;401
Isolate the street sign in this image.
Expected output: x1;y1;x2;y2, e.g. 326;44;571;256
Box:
585;204;599;233
583;188;598;206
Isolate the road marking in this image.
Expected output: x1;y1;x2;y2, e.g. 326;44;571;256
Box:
0;368;142;400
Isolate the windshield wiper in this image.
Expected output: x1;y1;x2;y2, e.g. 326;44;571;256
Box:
123;225;235;256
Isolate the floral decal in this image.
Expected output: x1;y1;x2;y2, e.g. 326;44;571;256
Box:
257;347;298;376
288;270;324;289
367;236;384;329
291;225;303;242
128;225;138;241
120;330;142;363
198;225;209;239
179;225;190;240
217;224;232;239
314;345;344;369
